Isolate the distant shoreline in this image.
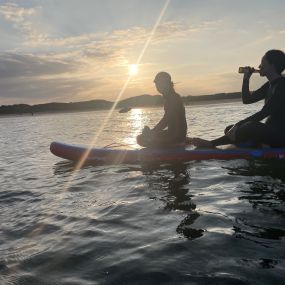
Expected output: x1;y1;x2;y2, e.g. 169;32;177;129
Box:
0;98;242;118
186;98;240;105
0;93;241;116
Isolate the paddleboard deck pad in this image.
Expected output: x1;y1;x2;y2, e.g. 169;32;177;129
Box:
50;141;285;164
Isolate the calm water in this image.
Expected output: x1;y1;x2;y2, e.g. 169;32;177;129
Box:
0;102;285;285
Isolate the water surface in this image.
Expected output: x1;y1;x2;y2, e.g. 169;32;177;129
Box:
0;102;284;284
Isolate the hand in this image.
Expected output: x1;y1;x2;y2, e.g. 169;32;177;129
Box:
243;66;254;81
142;126;152;135
225;124;238;141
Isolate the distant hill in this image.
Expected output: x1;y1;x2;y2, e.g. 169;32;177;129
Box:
0;92;241;116
31;100;112;113
117;94;163;108
184;92;241;103
0;100;113;115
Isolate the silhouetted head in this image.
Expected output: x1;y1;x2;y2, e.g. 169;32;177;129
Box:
154;72;174;95
259;49;285;76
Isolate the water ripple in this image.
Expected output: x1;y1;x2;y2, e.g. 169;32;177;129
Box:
1;105;285;284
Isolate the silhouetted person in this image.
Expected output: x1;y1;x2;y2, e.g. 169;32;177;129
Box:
191;49;285;148
137;72;187;147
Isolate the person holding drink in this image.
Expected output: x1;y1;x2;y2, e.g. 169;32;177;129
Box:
191;49;285;148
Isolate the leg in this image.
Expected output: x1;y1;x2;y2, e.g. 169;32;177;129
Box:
137;130;183;148
136;126;155;147
211;135;232;147
190;124;235;148
136;133;149;147
235;121;285;147
224;124;234;134
149;131;177;147
191;122;285;148
211;124;236;146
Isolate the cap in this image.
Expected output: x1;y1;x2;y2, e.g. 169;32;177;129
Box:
154;72;172;83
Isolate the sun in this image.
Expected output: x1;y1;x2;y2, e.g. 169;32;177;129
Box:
128;64;138;76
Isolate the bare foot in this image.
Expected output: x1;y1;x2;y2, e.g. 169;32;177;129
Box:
189;137;214;148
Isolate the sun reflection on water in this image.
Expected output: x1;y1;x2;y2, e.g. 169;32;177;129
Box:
123;108;144;147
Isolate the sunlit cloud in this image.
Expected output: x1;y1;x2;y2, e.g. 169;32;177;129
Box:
36;20;221;50
1;2;220;51
0;3;35;22
0;3;48;44
0;16;222;104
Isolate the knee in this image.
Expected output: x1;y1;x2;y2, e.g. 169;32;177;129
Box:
243;121;259;127
238;121;261;133
136;134;144;146
236;121;261;140
224;124;234;134
136;134;149;147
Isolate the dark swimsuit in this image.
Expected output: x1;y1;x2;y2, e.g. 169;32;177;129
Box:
212;77;285;147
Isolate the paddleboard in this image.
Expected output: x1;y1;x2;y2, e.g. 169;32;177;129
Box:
50;141;285;164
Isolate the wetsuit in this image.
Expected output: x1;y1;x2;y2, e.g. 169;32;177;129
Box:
212;76;285;147
137;93;187;147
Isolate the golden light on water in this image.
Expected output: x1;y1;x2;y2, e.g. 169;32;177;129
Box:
130;108;143;124
32;0;172;241
128;64;138;76
123;108;144;146
72;0;171;169
22;0;171;250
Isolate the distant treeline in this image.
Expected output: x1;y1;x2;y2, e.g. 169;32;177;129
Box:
0;92;241;115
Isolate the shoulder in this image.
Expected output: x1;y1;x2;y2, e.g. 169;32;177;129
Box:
172;93;183;103
172;93;185;107
165;93;184;111
273;77;285;91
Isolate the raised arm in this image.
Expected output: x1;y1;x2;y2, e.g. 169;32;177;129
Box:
242;80;269;104
238;82;283;125
242;68;268;104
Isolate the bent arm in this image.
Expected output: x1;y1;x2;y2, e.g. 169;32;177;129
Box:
152;115;168;132
242;80;268;104
237;89;279;126
237;109;268;126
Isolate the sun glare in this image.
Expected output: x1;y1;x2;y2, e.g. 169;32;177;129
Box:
128;64;138;76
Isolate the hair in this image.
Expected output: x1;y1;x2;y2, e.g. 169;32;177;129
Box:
265;49;285;74
154;71;175;89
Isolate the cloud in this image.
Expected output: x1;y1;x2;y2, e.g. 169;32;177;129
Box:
0;52;106;104
0;3;223;105
0;3;48;44
81;20;220;65
1;2;219;52
0;3;35;23
0;72;107;104
0;17;217;77
50;20;219;48
0;52;76;78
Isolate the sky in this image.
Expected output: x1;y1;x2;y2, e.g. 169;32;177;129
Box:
0;0;284;105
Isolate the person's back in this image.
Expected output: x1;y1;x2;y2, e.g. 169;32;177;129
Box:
263;76;285;131
163;92;187;142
